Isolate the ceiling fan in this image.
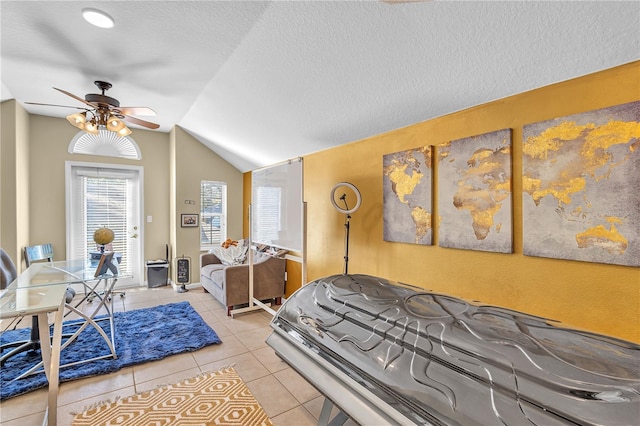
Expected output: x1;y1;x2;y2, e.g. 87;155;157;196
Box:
26;80;159;137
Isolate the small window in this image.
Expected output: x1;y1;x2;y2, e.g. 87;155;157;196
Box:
200;181;227;249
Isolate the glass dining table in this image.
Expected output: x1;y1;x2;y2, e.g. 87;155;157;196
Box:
0;259;127;425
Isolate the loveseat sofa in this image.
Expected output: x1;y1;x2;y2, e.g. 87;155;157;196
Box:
200;247;286;316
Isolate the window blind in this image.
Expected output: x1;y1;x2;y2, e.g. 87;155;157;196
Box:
200;181;227;249
254;186;281;244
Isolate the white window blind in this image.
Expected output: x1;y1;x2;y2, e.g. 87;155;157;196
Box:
254;186;282;245
201;181;227;249
251;158;303;251
69;167;134;275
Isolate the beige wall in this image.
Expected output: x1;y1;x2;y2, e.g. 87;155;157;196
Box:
26;115;172;272
0;101;17;260
296;62;640;343
170;126;243;284
1;100;30;266
15;103;30;267
1;111;243;284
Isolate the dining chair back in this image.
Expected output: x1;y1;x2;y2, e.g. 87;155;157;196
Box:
24;243;54;267
1;244;72;367
0;248;41;367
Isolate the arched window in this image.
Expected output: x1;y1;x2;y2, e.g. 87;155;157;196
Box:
68;129;142;160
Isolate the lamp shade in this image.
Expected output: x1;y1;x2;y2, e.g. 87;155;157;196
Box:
66;112;86;129
116;125;132;137
83;120;100;134
106;117;132;136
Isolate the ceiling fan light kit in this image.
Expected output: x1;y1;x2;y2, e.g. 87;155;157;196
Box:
67;110;132;136
26;80;158;137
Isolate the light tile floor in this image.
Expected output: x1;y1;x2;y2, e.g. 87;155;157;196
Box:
0;285;355;426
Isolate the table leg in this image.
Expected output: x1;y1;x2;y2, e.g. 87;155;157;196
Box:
36;313;51;379
37;301;64;425
17;277;121;380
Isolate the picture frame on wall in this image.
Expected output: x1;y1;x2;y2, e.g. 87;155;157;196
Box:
522;100;640;267
181;214;199;228
383;146;433;246
438;128;513;253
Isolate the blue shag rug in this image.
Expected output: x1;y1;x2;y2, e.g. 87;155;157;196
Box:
0;301;221;400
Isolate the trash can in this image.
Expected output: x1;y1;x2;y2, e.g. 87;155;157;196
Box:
145;260;169;288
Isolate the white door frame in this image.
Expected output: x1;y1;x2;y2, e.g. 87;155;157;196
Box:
65;161;144;287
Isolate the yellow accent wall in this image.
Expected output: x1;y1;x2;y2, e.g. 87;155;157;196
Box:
287;62;640;343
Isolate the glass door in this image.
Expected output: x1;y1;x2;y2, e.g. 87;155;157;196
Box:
66;162;143;288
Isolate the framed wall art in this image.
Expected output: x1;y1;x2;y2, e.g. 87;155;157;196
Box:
522;100;640;267
438;129;512;253
181;214;199;228
383;146;433;245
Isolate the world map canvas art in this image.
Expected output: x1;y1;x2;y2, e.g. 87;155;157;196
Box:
438;129;513;253
522;101;640;267
383;146;433;245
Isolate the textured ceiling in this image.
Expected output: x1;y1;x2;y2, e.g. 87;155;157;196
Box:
2;1;639;172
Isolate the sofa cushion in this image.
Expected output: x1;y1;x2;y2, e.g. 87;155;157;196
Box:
202;263;226;280
210;269;225;291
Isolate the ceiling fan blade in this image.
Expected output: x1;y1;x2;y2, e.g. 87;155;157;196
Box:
122;115;160;129
53;87;97;108
24;101;89;110
116;106;156;116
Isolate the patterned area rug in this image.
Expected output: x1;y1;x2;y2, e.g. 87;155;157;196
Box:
72;367;273;426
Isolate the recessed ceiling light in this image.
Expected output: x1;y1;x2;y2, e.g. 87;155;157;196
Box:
82;8;115;29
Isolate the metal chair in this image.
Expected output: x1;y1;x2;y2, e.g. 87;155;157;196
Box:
25;244;77;303
0;248;17;290
24;243;76;304
24;243;55;267
0;247;39;367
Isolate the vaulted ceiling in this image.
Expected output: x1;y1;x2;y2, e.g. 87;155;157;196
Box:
2;1;639;172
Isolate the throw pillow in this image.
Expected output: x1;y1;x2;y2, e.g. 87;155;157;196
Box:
210;239;249;265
